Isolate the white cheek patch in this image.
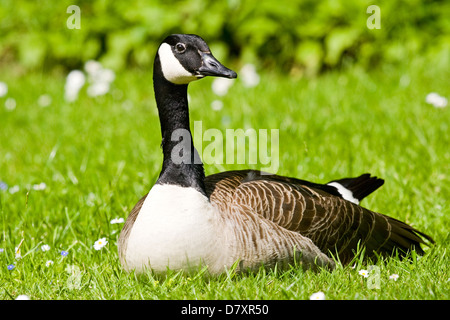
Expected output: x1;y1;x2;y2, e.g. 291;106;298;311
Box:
327;182;360;205
158;43;199;84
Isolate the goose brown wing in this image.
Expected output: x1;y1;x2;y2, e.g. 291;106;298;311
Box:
205;170;433;264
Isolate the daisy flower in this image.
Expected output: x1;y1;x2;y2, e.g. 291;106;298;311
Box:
110;217;125;224
37;94;52;107
211;100;224;111
309;291;326;300
5;97;16;111
426;92;447;108
87;82;110;97
15;295;30;300
212;77;234;96
45;260;54;267
32;182;47;191
64;70;86;102
358;269;369;278
15;246;22;259
9;185;20;194
41;244;51;252
0;81;8;97
84;60;115;97
93;238;108;250
84;60;102;75
240;63;260;88
389;274;399;281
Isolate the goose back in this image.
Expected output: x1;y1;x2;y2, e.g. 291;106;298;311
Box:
205;170;433;265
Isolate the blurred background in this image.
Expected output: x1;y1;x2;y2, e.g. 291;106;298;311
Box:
0;0;449;77
0;0;449;186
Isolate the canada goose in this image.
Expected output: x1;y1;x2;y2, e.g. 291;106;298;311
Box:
118;34;433;275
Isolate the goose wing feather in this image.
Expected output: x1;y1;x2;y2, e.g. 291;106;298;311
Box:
205;170;433;264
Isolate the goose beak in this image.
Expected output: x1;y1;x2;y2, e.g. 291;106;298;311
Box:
197;52;237;79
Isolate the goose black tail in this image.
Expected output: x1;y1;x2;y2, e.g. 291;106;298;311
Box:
329;173;384;202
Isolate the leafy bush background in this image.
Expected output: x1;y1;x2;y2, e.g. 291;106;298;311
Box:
0;0;449;75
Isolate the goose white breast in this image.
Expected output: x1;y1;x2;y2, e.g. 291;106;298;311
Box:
124;184;221;273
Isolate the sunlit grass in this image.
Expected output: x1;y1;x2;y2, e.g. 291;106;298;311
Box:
0;56;449;299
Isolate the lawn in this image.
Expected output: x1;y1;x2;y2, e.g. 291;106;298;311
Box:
0;54;448;300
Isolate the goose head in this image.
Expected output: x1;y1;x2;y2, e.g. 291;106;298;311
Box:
155;34;237;85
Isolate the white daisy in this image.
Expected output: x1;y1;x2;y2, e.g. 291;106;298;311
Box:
240;63;260;88
212;77;234;96
211;99;224;111
87;81;110;97
37;94;52;107
110;217;125;224
15;246;22;259
9;185;20;194
97;68;115;83
32;182;47;191
45;260;54;267
64;70;86;102
15;295;30;300
309;291;325;300
5;97;16;111
93;237;108;250
84;60;115;97
389;274;399;281
426;92;447;108
84;60;103;76
358;269;369;278
0;81;8;97
41;244;51;252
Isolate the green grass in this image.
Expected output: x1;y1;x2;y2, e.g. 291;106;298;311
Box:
0;56;449;300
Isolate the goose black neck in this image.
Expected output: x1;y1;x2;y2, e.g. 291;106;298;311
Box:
153;58;206;195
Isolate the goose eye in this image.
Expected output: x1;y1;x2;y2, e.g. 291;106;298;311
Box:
175;43;186;53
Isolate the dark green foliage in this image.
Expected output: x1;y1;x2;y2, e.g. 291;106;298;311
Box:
0;0;449;75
